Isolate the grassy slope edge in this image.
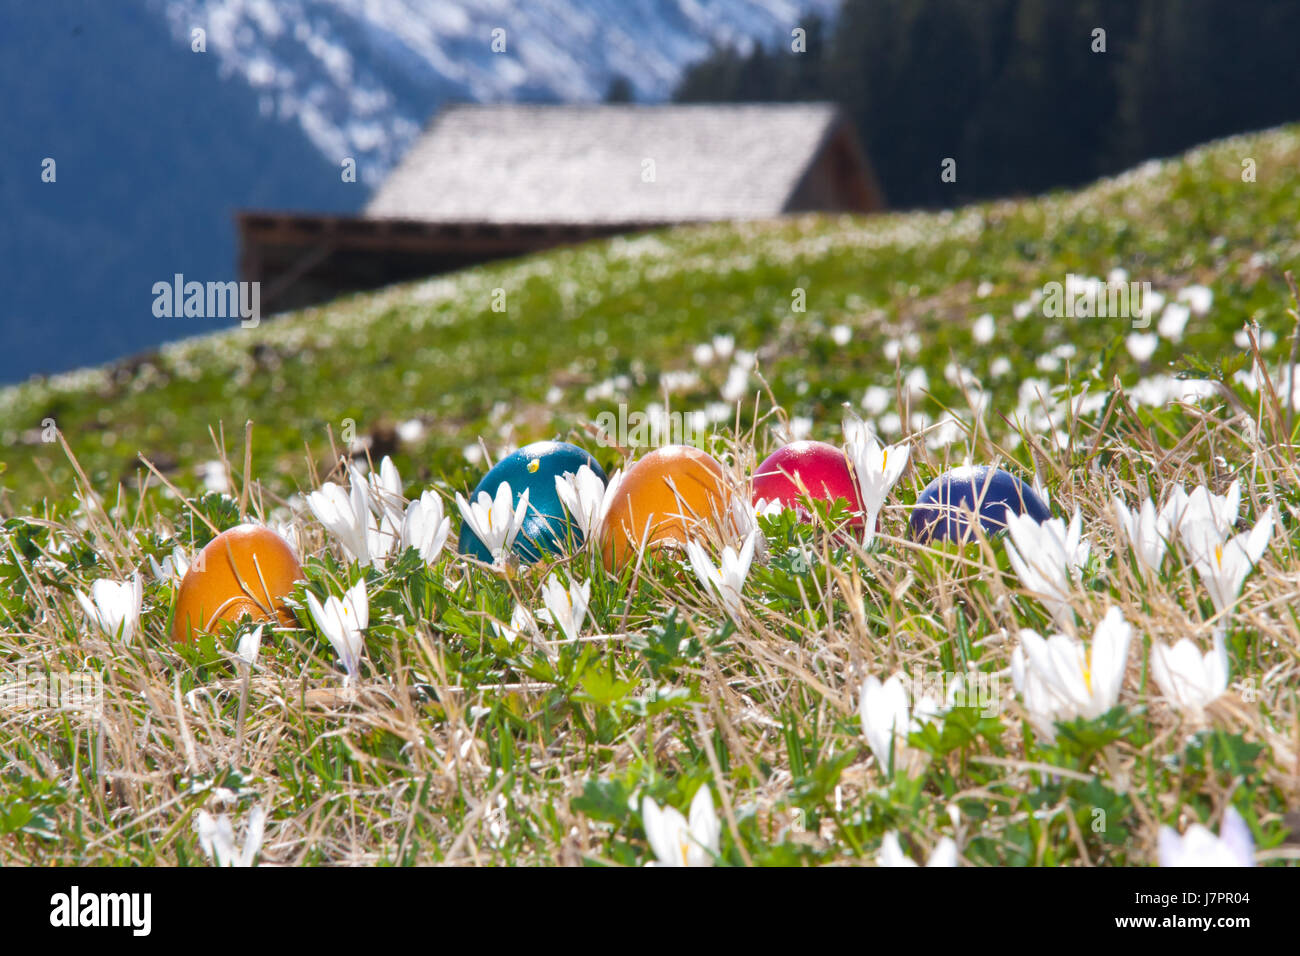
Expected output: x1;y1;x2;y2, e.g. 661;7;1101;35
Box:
0;125;1298;866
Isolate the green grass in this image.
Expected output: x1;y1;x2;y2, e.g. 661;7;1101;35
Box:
1;124;1299;865
3;125;1299;508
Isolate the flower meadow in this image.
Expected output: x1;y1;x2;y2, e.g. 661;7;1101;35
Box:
2;125;1300;867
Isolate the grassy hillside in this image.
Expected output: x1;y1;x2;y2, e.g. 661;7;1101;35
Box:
1;125;1299;866
3;125;1299;508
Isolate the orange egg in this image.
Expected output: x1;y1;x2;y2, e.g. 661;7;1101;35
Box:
171;524;303;643
600;445;732;571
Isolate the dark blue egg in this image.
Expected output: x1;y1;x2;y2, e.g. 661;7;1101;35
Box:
909;465;1052;541
457;440;607;562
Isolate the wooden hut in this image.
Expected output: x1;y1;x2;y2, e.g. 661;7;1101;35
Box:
238;103;884;312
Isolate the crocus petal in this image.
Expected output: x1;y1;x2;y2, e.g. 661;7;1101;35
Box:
686;786;720;867
879;832;918;867
927;837;959;868
239;806;266;868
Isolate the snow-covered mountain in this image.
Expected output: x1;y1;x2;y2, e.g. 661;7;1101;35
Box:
150;0;838;184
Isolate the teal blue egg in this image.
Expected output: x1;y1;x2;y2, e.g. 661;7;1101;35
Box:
457;441;607;562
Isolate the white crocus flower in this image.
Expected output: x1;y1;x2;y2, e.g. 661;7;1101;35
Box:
1032;474;1051;510
372;511;401;565
490;604;536;645
1150;630;1229;714
307;479;394;569
1126;332;1158;362
1010;656;1060;744
199;460;230;494
196;805;266;868
307;481;367;560
305;579;368;686
1178;284;1213;316
879;831;959;867
1110;496;1171;573
148;545;189;583
642;787;720;867
374;454;404;509
859;673;942;776
1157;484;1190;539
1010;606;1132;742
1175;480;1241;538
266;506;306;558
75;574;143;641
237;623;264;667
723;494;771;561
401;490;451;565
356;460;405;559
1159;302;1191;340
726;490;758;535
844;420;909;542
1004;508;1090;629
554;464;608;540
593;468;623;538
456;482;530;565
1158;807;1254;867
1180;510;1273;613
351;456;406;527
537;573;590;644
685;530;758;618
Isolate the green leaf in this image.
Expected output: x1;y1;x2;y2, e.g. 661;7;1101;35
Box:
573;665;636;708
571;778;635;826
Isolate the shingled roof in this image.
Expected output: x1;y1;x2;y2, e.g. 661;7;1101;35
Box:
365;103;879;224
240;102;883;313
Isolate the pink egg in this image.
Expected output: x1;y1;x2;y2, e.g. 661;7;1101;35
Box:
752;441;864;527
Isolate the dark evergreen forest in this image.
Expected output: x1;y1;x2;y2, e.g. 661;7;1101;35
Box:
672;0;1300;207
